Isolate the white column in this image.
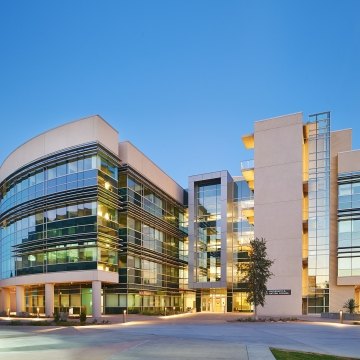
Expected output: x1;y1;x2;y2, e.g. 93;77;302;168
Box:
0;288;11;314
92;280;102;318
16;285;25;316
45;283;54;317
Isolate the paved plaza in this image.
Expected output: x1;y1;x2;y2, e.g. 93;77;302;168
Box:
0;313;359;359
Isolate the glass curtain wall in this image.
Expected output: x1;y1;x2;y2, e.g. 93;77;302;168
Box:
338;172;360;277
111;170;189;314
231;180;253;312
119;173;186;230
306;112;330;313
0;150;119;280
195;181;221;283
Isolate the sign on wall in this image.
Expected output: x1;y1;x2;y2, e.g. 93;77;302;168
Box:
266;289;291;295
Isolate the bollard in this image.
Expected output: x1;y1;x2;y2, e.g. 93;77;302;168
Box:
37;307;40;318
123;309;127;323
339;310;343;324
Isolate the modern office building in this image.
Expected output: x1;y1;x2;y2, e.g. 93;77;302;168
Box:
187;111;359;315
238;112;359;315
0;112;359;317
0;116;192;317
188;172;253;313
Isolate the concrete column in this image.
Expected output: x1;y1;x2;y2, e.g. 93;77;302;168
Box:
45;283;54;317
92;280;102;318
0;288;11;314
16;285;25;316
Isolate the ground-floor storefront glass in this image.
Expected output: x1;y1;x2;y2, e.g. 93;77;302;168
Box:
54;283;95;315
103;288;195;314
25;286;45;314
196;289;252;313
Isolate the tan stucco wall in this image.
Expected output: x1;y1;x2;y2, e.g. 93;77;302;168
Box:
119;141;184;204
338;149;360;174
254;113;303;316
0;115;119;183
0;270;118;288
329;130;354;311
338;276;360;286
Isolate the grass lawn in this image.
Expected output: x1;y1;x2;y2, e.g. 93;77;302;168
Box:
270;348;356;360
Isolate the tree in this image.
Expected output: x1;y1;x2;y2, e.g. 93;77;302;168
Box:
343;298;358;314
243;237;274;320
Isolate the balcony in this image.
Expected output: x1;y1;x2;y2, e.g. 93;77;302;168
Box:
242;206;254;225
242;133;254;149
240;159;254;190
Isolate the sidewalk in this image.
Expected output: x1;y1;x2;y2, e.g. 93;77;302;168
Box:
246;345;275;360
0;312;357;327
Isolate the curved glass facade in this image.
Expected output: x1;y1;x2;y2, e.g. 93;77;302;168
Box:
0;132;191;316
0;146;120;283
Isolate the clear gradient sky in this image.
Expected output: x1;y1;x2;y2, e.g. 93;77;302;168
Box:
0;0;359;187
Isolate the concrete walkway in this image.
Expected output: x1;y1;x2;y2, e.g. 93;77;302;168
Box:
1;313;359;359
246;345;275;359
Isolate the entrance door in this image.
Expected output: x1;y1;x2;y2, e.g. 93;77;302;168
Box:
201;295;211;311
214;296;222;312
201;289;226;312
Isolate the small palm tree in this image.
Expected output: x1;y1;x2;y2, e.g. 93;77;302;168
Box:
343;298;358;314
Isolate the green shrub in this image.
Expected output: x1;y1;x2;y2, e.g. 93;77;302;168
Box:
80;307;87;324
127;308;140;314
343;298;358;314
53;309;60;323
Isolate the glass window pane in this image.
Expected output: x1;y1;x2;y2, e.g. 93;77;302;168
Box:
84;157;92;170
57;164;66;177
47;209;56;222
67;204;77;218
68;160;78;174
48;167;56;180
56;207;67;220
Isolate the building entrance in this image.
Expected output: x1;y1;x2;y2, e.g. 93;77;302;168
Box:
201;289;226;312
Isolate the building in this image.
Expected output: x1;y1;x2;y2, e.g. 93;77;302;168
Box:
0;112;359;317
238;112;359;315
188;172;254;313
188;111;359;316
0;116;193;317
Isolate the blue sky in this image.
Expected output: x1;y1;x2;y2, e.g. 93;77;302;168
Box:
0;0;359;187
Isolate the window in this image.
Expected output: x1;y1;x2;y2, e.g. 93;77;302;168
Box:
68;160;78;174
56;207;67;221
47;209;56;222
48;166;56;180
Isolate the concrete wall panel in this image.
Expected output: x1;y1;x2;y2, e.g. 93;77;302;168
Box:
0;115;119;182
119;141;184;203
254;113;303;316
